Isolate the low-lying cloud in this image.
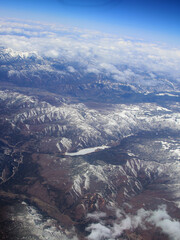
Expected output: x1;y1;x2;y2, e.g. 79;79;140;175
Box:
0;18;180;89
86;205;180;240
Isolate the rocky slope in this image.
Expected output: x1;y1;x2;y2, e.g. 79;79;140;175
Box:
0;86;180;240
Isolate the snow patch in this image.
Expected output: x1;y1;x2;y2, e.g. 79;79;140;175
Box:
60;138;72;150
56;143;61;152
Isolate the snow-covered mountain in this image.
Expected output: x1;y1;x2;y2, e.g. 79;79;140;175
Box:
0;47;180;98
0;86;180;240
0;18;180;240
0;89;179;154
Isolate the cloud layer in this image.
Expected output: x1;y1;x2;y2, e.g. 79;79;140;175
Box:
0;18;180;89
86;205;180;240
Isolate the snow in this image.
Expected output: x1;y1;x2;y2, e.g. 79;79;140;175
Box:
12;202;79;240
60;138;72;150
56;143;61;152
72;175;83;195
84;173;90;190
65;145;109;156
127;152;136;157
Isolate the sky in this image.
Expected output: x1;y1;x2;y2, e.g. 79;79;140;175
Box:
0;0;180;45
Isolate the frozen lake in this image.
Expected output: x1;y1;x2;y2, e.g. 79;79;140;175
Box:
65;145;109;156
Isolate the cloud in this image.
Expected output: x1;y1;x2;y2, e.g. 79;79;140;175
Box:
67;66;76;73
86;205;180;240
0;18;180;88
86;223;111;240
87;212;107;220
149;205;180;240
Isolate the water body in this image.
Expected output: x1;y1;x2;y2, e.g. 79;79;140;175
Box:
65;145;109;156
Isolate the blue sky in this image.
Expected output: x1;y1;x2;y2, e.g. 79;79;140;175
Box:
0;0;180;45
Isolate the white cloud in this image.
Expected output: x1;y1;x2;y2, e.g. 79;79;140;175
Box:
87;212;107;221
86;223;111;240
86;205;180;240
149;205;180;240
67;66;76;73
45;49;59;58
0;18;180;88
86;67;100;74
